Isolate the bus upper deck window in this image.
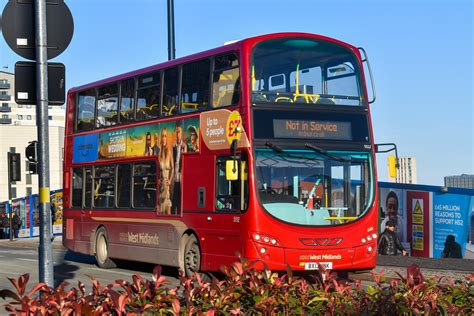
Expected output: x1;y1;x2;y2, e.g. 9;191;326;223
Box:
212;54;240;108
97;84;119;128
163;67;179;117
120;79;135;123
137;72;161;121
181;60;210;113
76;89;96;132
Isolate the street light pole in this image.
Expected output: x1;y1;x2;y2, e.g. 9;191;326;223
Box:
35;0;54;287
167;0;175;60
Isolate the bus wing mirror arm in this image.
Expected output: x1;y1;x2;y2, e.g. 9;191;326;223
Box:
375;143;400;176
358;47;376;104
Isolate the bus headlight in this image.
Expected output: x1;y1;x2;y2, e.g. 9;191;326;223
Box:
251;232;281;246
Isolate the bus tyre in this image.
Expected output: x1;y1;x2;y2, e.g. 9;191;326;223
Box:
184;235;201;277
95;227;116;269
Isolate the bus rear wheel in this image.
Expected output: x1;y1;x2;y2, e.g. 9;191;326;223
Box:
95;227;116;269
184;235;201;277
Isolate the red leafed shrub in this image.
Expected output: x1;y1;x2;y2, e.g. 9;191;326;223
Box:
0;260;472;315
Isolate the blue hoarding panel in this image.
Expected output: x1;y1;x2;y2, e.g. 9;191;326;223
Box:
432;193;472;258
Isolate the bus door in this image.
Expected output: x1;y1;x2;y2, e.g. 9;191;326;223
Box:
204;156;247;270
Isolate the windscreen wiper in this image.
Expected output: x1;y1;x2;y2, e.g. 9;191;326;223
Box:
304;143;352;163
265;141;288;156
265;142;324;162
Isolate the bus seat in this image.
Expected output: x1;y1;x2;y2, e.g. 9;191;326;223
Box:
163;104;176;116
275;97;292;103
217;90;235;106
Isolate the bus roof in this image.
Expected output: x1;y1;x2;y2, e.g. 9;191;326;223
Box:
69;32;358;94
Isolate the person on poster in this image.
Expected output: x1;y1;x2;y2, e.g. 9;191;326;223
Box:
441;235;463;259
380;191;404;241
186;125;199;153
172;121;186;213
378;219;407;256
143;132;153;156
158;127;174;215
152;132;160;156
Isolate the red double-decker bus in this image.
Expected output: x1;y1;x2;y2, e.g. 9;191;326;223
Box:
63;32;379;275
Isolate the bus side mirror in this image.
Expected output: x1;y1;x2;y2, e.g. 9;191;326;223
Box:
226;160;238;181
388;155;397;178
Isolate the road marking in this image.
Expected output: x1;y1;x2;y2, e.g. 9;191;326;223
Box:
18;258;37;262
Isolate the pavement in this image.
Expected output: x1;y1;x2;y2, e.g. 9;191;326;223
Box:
0;235;64;250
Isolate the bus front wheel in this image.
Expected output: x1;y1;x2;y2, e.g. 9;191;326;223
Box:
183;235;201;277
95;227;116;269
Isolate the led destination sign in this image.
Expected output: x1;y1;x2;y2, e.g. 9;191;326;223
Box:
273;119;352;140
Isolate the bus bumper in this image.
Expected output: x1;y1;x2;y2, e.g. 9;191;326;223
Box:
244;239;377;271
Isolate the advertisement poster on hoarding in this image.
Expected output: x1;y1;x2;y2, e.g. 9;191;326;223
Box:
51;191;63;234
32;195;40;236
379;188;406;244
469;198;474;255
432;193;471;258
407;191;430;257
25;197;30;232
0;203;6;238
12;199;29;238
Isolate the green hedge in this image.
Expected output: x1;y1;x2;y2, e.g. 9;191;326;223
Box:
1;259;472;315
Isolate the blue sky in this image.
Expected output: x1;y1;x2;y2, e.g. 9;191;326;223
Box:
1;0;472;185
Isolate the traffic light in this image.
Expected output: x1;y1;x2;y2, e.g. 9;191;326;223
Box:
25;141;38;174
25;141;37;162
28;162;38;174
388;155;397;178
8;153;21;182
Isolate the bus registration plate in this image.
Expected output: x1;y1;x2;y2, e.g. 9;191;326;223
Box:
304;262;333;270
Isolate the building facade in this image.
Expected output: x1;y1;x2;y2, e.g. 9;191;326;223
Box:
388;156;417;184
0;70;65;201
444;174;474;189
